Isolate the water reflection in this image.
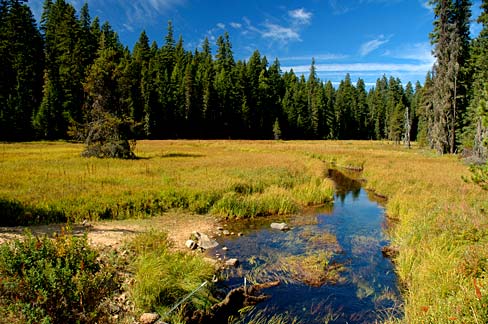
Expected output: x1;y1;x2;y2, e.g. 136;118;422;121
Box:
214;169;402;323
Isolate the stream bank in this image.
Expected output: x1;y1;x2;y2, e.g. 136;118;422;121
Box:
210;169;402;323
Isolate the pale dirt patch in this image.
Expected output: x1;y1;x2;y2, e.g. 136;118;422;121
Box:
0;212;219;251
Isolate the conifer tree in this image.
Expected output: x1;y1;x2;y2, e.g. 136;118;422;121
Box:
34;0;85;139
0;0;43;140
77;35;136;158
429;0;472;153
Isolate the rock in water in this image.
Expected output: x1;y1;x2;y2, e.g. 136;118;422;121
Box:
185;239;198;250
225;258;239;267
140;313;160;324
270;222;290;231
192;231;219;250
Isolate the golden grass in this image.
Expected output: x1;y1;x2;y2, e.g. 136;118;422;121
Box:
0;140;334;223
1;140;488;322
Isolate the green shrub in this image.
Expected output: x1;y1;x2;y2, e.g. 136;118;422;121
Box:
0;231;119;323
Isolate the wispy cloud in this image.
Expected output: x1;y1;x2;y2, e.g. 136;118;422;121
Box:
359;35;390;56
385;42;434;64
283;62;433;74
32;0;187;32
328;0;404;15
328;0;353;15
230;22;242;29
420;0;433;12
280;53;348;61
237;7;313;46
216;23;226;29
261;22;301;42
288;8;312;25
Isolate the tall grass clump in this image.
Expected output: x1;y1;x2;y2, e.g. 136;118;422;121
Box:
0;230;120;323
211;186;299;218
128;231;215;320
291;178;335;206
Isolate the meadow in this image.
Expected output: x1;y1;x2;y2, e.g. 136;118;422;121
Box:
1;140;488;323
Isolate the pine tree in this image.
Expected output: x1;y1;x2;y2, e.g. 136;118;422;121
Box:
323;81;336;139
0;0;43;140
34;0;86;139
334;74;356;139
355;79;369;138
429;0;472;153
389;101;405;144
77;36;136;158
417;72;435;147
307;58;322;137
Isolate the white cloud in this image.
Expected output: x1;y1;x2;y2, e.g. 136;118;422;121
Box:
420;0;433;12
386;42;435;64
283;62;433;74
288;8;312;25
328;0;353;15
230;22;242;29
281;53;349;61
329;0;404;15
359;35;390;56
261;22;301;42
237;7;312;46
217;23;226;29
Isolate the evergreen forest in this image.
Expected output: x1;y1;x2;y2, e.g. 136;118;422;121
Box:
0;0;487;158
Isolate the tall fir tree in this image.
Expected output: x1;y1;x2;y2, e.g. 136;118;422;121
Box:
429;0;472;153
34;0;85;139
0;0;43;140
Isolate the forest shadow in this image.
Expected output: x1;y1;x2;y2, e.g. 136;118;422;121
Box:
0;198;66;227
161;152;204;158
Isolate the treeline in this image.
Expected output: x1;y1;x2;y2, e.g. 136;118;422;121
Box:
0;0;487;153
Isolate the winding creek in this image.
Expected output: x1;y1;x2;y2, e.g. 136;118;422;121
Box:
212;170;402;323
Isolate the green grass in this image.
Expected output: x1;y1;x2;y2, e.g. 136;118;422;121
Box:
127;230;215;322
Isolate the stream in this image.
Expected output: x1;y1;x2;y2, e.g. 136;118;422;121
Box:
213;170;402;323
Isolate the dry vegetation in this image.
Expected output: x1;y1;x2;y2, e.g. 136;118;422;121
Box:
1;140;488;323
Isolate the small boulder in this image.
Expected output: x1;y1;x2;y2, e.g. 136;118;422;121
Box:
140;312;160;324
191;231;219;250
222;230;230;236
225;258;239;268
381;246;399;259
185;239;198;250
222;246;229;251
270;222;290;231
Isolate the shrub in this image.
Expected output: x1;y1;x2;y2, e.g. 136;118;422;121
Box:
0;230;120;323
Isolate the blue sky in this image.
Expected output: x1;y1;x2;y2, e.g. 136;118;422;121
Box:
28;0;484;87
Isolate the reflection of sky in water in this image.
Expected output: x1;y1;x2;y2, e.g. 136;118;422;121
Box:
213;174;402;323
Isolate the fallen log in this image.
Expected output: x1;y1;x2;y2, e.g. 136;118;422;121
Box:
186;281;280;324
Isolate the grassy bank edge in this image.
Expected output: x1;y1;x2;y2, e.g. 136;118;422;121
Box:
360;154;488;323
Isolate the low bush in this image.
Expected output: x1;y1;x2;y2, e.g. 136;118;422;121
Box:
0;230;120;323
